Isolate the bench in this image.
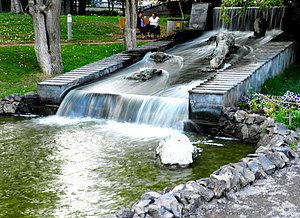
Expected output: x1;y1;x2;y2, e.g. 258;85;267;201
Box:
119;17;149;36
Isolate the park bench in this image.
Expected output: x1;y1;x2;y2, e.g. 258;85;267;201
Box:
119;17;149;36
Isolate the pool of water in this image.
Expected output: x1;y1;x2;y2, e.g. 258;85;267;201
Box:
0;115;255;217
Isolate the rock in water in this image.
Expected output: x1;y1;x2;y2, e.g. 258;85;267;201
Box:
149;51;173;63
254;17;268;38
156;134;198;168
210;32;235;69
124;68;162;81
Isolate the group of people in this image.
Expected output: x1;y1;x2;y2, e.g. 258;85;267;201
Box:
137;11;160;39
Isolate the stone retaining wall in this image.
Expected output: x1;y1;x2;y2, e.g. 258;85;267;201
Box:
0;92;57;116
115;107;299;218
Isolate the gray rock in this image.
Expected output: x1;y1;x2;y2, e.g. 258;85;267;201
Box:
125;68;162;81
273;146;298;159
269;134;285;147
210;32;235;69
116;208;135;218
133;200;151;216
245;158;266;179
234;110;248;123
257;155;276;174
205;177;226;198
253;16;268;38
156;193;183;218
150;52;173;63
186;181;214;202
245;114;256;125
142;191;161;202
265;151;286;169
236;124;249;140
3;102;18;114
147;204;168;218
248;124;261;138
256;134;272;148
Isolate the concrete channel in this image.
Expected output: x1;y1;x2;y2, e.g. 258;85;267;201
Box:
38;31;202;105
38;32;298;126
189;37;298;127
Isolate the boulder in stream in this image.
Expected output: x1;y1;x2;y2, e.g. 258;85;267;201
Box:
156;134;198;168
210;32;235;69
149;51;173;63
124;68;163;81
253;16;268;38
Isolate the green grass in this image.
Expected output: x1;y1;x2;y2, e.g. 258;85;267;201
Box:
0;13;34;43
260;61;300;95
0;43;124;98
0;13;169;44
0;13;166;99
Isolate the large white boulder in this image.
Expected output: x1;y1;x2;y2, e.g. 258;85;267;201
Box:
156;134;198;168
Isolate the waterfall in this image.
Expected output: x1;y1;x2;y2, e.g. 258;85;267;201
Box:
56;90;188;129
55;30;283;130
213;6;286;31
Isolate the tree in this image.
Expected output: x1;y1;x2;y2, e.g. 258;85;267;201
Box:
26;0;63;75
11;0;24;14
124;0;137;50
78;0;86;15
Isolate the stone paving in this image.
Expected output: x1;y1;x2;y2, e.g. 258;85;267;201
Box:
191;155;300;218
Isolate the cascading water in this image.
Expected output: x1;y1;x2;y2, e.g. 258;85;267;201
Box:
56;30;282;130
213;6;286;31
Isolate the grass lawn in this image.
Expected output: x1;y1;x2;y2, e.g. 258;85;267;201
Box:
0;13;166;99
0;43;124;98
260;61;300;95
0;13;168;44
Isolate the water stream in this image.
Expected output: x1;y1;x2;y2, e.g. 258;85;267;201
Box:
0;30;283;217
57;30;281;129
0;116;254;217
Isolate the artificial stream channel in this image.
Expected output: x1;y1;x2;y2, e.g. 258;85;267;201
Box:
0;29;284;217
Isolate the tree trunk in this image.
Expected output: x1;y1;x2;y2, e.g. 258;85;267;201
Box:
11;0;24;14
121;0;125;16
108;0;111;11
178;1;184;19
78;0;86;15
124;0;137;50
26;0;63;75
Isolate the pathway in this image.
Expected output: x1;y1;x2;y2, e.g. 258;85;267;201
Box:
191;154;300;218
0;39;154;47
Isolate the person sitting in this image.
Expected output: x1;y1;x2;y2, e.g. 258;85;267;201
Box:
148;12;160;39
136;11;148;39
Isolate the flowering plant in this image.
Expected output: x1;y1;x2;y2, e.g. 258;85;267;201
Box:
238;90;300;129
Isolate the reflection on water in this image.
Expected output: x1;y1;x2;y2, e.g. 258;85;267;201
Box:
0;116;254;217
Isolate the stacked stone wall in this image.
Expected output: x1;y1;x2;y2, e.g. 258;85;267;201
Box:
116;107;299;218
